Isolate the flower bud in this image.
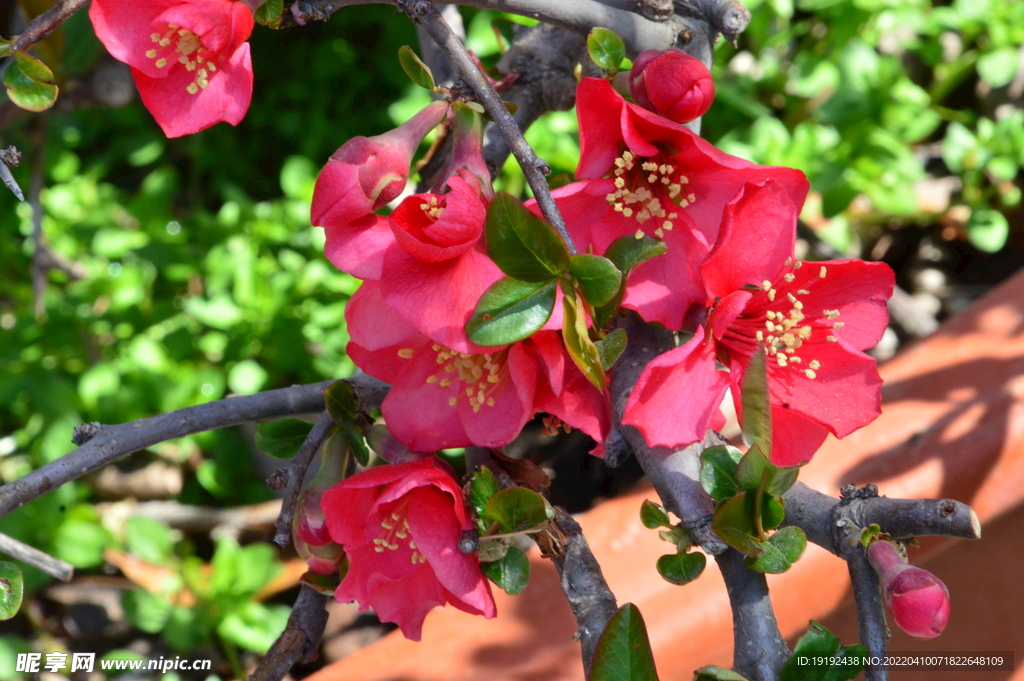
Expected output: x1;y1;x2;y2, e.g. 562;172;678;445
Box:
295;533;346;575
311;100;449;228
629;50;714;124
867;539;950;639
293;432;348;547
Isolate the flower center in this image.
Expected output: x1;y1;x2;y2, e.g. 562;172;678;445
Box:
719;260;842;380
419;196;445;219
604;150;696;240
372;497;427;564
145;23;219;95
396;344;505;413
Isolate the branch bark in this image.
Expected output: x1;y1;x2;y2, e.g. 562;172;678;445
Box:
397;0;578;254
248;583;331;681
0;374;388;520
271;410;337;547
0;531;74;582
12;0;91;53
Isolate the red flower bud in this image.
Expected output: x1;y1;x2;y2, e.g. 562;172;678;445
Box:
629;50;715;124
867;539;951;639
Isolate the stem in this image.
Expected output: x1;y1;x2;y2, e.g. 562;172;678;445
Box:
846;546;889;681
0;532;74;581
249;583;331;681
271;410;338;547
12;0;92;53
396;0;578;254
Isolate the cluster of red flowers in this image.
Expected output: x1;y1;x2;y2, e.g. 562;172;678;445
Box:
88;5;899;639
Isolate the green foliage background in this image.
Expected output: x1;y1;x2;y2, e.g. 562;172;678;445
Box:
0;0;1021;676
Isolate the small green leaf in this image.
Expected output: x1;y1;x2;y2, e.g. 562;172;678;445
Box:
255;419;314;458
699;445;744;500
125;516;175;565
977;47;1019;88
569;254;622;307
760;495;785;532
780;621;866;681
859;524;883;548
740;346;772;457
596;328;628;370
0;39;11;59
4;51;58;112
341;423;370;467
485;192;570;281
254;0;284;27
744;526;806;574
590;603;659;681
604;233;669;273
711;493;762;555
658;527;691;551
469;467;502;526
481;546;530;595
656;552;706;586
967;209;1009;253
0;563;24;620
562;291;606;391
325;380;360;424
466;278;557;346
735;445;798;497
484;488;553;534
694;666;751;681
587;28;627;75
398;45;436;91
640;499;672;529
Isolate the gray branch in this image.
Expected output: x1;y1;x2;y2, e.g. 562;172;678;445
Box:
396;0;578;254
12;0;91;53
845;546;889;681
0;531;74;582
271;410;337;547
716;549;789;681
0;374;388;520
249;583;331;681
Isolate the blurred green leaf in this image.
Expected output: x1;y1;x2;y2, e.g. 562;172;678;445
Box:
967;209;1009;253
255;419;314;458
0;563;23;620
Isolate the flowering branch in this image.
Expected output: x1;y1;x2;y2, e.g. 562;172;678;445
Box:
0;374;388;521
270;410;338;547
396;0;578;254
250;583;331;681
11;0;91;53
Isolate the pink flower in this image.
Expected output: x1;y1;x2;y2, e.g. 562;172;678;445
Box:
346;282;537;452
321;457;496;640
551;78;808;330
89;0;255;138
623;179;893;465
867;539;950;639
629;50;715;124
313;101;449;280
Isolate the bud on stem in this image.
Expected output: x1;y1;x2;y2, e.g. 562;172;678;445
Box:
866;539;950;639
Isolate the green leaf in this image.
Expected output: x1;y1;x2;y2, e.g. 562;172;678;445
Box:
711;493;762;555
640;500;672;529
859;524;883;548
466;278;557;346
967;209;1009;253
484;488;553;534
744;526;806;574
481;546;530;595
254;0;284;27
0;39;10;59
780;621;866;681
760;495;785;532
341;423;370;467
735;445;799;498
217;601;290;653
591;603;659;681
604;234;669;273
324;380;360;424
656;552;706;586
740;346;772;457
122;589;172;633
699;445;744;500
977;47;1019;88
569;254;622;307
398;45;436;91
587;28;627;74
562;291;607;391
301;571;341;596
485;192;570;282
125;516;175;565
4;51;58;112
469;467;501;526
596;328;628;370
0;563;23;620
658;527;691;552
255;419;314;458
694;666;750;681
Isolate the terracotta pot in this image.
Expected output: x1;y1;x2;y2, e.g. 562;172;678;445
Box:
309;269;1024;681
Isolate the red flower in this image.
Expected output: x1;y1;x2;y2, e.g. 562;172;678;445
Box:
89;0;254;138
313;101;449;280
867;539;950;639
629;50;715;124
623;179;893;466
321;458;496;640
550;78;808;330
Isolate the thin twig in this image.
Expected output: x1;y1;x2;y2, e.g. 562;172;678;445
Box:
397;0;578;255
271;410;337;547
845;546;889;681
249;583;331;681
0;146;24;201
715;549;789;681
0;531;74;582
0;375;388;520
12;0;92;53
